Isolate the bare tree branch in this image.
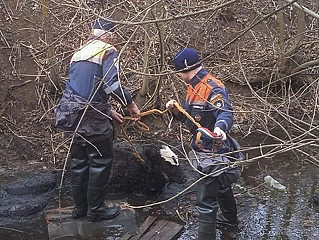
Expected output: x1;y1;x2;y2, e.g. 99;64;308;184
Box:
292;59;319;73
283;0;319;19
108;0;238;26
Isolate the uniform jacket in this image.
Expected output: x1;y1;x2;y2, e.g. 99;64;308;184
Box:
175;69;243;176
176;69;233;144
54;36;132;137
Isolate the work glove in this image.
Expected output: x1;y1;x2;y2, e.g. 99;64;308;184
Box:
165;100;179;115
196;127;223;152
213;127;227;141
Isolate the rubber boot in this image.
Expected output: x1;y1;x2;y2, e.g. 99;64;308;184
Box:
216;186;239;227
87;184;120;222
86;139;119;222
72;182;88;218
196;180;219;240
70;142;89;219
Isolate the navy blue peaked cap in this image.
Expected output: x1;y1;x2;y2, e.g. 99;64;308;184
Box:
174;48;201;71
93;18;115;32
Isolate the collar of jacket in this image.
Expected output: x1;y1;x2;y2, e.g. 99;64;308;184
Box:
189;68;208;88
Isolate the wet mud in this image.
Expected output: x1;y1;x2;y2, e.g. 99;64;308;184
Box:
0;135;318;239
0;172;57;218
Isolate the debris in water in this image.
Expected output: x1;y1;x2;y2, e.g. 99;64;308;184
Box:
264;175;286;192
303;219;315;227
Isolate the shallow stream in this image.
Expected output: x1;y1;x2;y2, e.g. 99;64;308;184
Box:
0;133;318;240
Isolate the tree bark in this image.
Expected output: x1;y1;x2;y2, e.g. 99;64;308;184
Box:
42;0;60;92
139;0;152;97
282;0;306;73
278;0;285;67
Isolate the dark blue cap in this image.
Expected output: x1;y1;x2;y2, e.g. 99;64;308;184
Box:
93;18;115;32
174;48;201;71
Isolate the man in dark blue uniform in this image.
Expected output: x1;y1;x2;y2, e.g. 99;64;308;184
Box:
168;48;242;239
55;18;140;222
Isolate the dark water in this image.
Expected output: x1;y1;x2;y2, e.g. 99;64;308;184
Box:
176;134;319;240
1;134;318;240
235;138;319;240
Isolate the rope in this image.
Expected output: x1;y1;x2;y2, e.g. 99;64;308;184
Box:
119;124;147;165
122;116;150;132
119;107;172;166
170;100;201;128
119;100;201;166
139;108;169;117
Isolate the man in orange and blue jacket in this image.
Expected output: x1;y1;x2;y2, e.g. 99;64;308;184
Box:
55;18;140;222
168;48;242;240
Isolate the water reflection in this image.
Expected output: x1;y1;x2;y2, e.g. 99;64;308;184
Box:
48;209;137;240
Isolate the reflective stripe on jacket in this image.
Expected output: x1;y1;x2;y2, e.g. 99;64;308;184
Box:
182;69;233;136
54;36;132;136
178;68;243;176
66;37;132;105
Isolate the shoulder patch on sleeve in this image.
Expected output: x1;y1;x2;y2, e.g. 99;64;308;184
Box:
210;94;224;108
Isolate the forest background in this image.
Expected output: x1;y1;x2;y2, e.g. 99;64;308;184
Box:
0;0;318;183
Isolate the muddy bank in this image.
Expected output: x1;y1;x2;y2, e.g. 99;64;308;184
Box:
0;142;186;235
0;172;56;240
0;172;57;218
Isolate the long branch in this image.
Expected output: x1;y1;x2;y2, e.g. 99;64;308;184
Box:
283;0;319;19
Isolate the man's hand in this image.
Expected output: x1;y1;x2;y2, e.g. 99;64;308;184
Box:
109;109;124;124
196;127;222;152
166;100;179;115
127;101;140;121
213;127;227;141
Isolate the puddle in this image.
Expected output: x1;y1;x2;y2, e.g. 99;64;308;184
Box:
48;208;137;240
0;214;49;240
